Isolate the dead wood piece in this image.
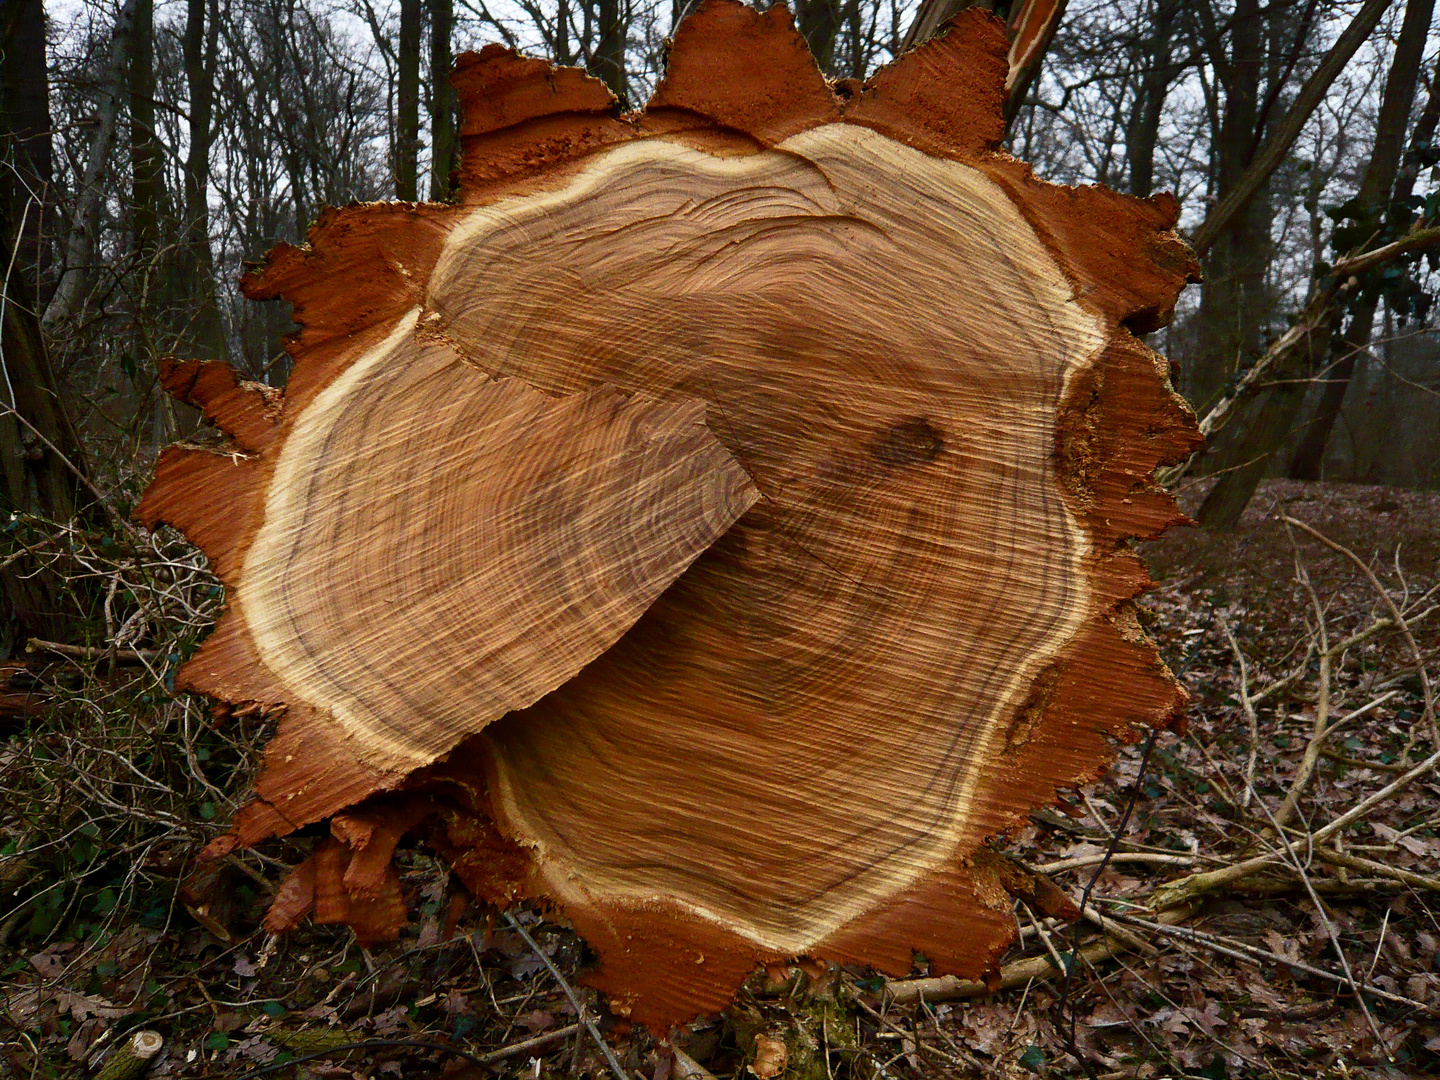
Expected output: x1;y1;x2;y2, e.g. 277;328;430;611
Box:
94;1031;163;1080
1313;846;1440;892
670;1045;720;1080
476;1023;583;1064
140;0;1199;1031
1320;750;1412;772
1107;910;1430;1010
1151;743;1440;912
26;638;158;663
884;904;1201;1003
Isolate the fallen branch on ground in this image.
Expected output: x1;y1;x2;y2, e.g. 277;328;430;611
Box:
885;904;1200;1004
1149;741;1440;911
26;638;159;663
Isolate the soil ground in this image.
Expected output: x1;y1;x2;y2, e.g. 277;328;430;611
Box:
1;479;1436;1079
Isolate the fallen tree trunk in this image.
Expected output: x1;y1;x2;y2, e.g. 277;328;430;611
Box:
139;0;1199;1032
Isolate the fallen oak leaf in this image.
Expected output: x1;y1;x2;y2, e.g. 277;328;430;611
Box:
750;1033;787;1079
518;1009;555;1033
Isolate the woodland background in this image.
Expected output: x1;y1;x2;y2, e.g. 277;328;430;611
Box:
0;0;1439;1077
5;0;1440;546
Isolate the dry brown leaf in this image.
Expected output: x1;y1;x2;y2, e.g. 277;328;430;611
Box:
750;1033;787;1079
56;990;130;1021
518;1009;555;1032
371;1005;409;1035
65;1016;110;1061
960;1002;1015;1055
28;948;69;980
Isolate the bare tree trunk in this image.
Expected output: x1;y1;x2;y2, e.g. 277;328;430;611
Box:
0;273;88;520
181;0;227;359
901;0;988;55
429;0;455;201
1189;0;1267;414
0;276;84;645
796;0;844;72
0;29;92;643
555;0;573;65
1198;0;1432;527
131;0;163;313
593;0;627;103
1188;0;1394;257
395;0;421;201
1127;0;1179;198
1002;0;1067;126
0;1;90;524
42;0;139;329
1287;0;1435;480
1;0;54;305
1391;51;1440;206
0;194;94;643
131;0;175;451
843;0;865;79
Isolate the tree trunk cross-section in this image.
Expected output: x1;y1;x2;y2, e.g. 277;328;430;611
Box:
139;0;1201;1030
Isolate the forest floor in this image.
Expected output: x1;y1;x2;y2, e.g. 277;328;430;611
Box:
0;478;1436;1080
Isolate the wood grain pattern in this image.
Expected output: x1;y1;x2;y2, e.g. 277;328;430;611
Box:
238;311;758;770
140;0;1200;1031
144;316;759;829
423;123;1104;953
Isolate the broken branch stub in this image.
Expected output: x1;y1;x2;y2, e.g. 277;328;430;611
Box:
139;0;1200;1031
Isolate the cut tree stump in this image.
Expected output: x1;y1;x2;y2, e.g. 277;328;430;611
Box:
140;0;1200;1030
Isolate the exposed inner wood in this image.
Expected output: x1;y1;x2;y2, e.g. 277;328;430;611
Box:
142;5;1201;1028
419;123;1107;951
236;310;759;769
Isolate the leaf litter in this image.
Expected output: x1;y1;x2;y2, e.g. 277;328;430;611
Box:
0;479;1435;1078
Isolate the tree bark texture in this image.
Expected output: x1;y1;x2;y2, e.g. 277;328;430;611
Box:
44;0;139;329
131;0;162;275
795;0;844;72
140;3;1199;1030
1001;0;1066;126
1;0;55;303
181;0;227;359
1285;0;1434;481
593;0;628;102
1126;0;1180;199
395;0;422;201
429;0;456;200
1189;0;1268;414
0;2;95;642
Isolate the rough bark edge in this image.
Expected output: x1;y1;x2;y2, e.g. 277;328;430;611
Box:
649;0;838;141
843;8;1009;157
158;358;281;453
139;393;407;847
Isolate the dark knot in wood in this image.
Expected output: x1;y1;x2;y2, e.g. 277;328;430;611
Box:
871;417;945;467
